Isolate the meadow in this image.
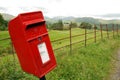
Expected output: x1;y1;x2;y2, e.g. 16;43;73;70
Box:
0;28;115;50
0;28;120;80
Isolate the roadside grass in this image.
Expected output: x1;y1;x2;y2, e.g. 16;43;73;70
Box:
0;55;38;80
46;36;120;80
0;36;120;79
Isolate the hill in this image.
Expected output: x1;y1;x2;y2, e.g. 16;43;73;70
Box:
1;13;120;24
1;13;15;21
45;16;120;24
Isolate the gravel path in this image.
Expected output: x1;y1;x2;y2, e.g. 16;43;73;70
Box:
108;49;120;80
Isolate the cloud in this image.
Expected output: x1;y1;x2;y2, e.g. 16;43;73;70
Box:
0;7;7;12
19;7;48;14
95;13;120;18
47;0;62;3
0;6;48;16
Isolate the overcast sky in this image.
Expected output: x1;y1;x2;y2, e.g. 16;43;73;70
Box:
0;0;120;19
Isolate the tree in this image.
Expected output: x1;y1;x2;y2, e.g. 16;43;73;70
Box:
69;22;78;28
0;14;8;31
51;20;64;30
46;21;52;30
0;14;4;23
79;22;92;29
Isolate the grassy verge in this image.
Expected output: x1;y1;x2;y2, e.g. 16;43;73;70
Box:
46;36;120;80
0;36;120;80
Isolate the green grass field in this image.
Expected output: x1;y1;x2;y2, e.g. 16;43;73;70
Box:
49;28;114;49
0;31;11;48
0;37;120;80
0;28;115;49
47;37;120;80
0;28;120;79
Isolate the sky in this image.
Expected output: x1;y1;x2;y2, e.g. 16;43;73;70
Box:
0;0;120;19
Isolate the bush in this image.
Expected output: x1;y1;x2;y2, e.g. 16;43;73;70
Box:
50;20;64;30
0;14;8;31
79;22;92;29
69;22;78;28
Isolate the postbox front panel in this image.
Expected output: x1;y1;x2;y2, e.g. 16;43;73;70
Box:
28;34;56;77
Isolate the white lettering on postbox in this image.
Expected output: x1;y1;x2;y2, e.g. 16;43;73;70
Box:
38;42;50;64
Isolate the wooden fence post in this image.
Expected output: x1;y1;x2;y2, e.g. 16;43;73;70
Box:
106;24;109;38
85;27;87;47
85;26;87;47
100;24;103;39
94;24;96;43
70;26;72;53
112;24;114;38
10;42;16;68
117;24;118;36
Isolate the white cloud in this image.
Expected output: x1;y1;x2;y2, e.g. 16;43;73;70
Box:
0;0;120;19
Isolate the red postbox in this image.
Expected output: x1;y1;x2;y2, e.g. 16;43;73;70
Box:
8;11;57;78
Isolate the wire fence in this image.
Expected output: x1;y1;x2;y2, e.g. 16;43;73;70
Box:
0;24;120;56
51;24;120;53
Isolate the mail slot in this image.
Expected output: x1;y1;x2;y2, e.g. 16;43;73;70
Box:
8;11;57;78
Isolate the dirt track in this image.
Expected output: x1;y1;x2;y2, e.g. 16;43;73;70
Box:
108;49;120;80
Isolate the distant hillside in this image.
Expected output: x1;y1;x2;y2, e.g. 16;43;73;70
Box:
75;17;100;24
1;13;120;24
45;16;120;24
1;13;15;21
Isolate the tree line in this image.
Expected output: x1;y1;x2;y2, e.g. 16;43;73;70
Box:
46;20;93;30
0;14;8;31
0;14;93;31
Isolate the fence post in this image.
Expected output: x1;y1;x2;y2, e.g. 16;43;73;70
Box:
100;24;103;39
85;26;87;47
112;24;114;38
94;24;96;43
117;24;118;36
10;42;16;68
106;24;109;38
70;26;72;53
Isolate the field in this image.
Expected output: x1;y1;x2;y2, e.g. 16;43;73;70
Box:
0;28;115;50
0;28;120;79
47;38;120;80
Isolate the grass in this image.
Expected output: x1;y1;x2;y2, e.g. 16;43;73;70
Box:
49;28;114;49
0;31;11;48
0;36;120;80
0;28;120;79
0;28;116;49
47;36;120;80
0;55;38;80
0;31;9;39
